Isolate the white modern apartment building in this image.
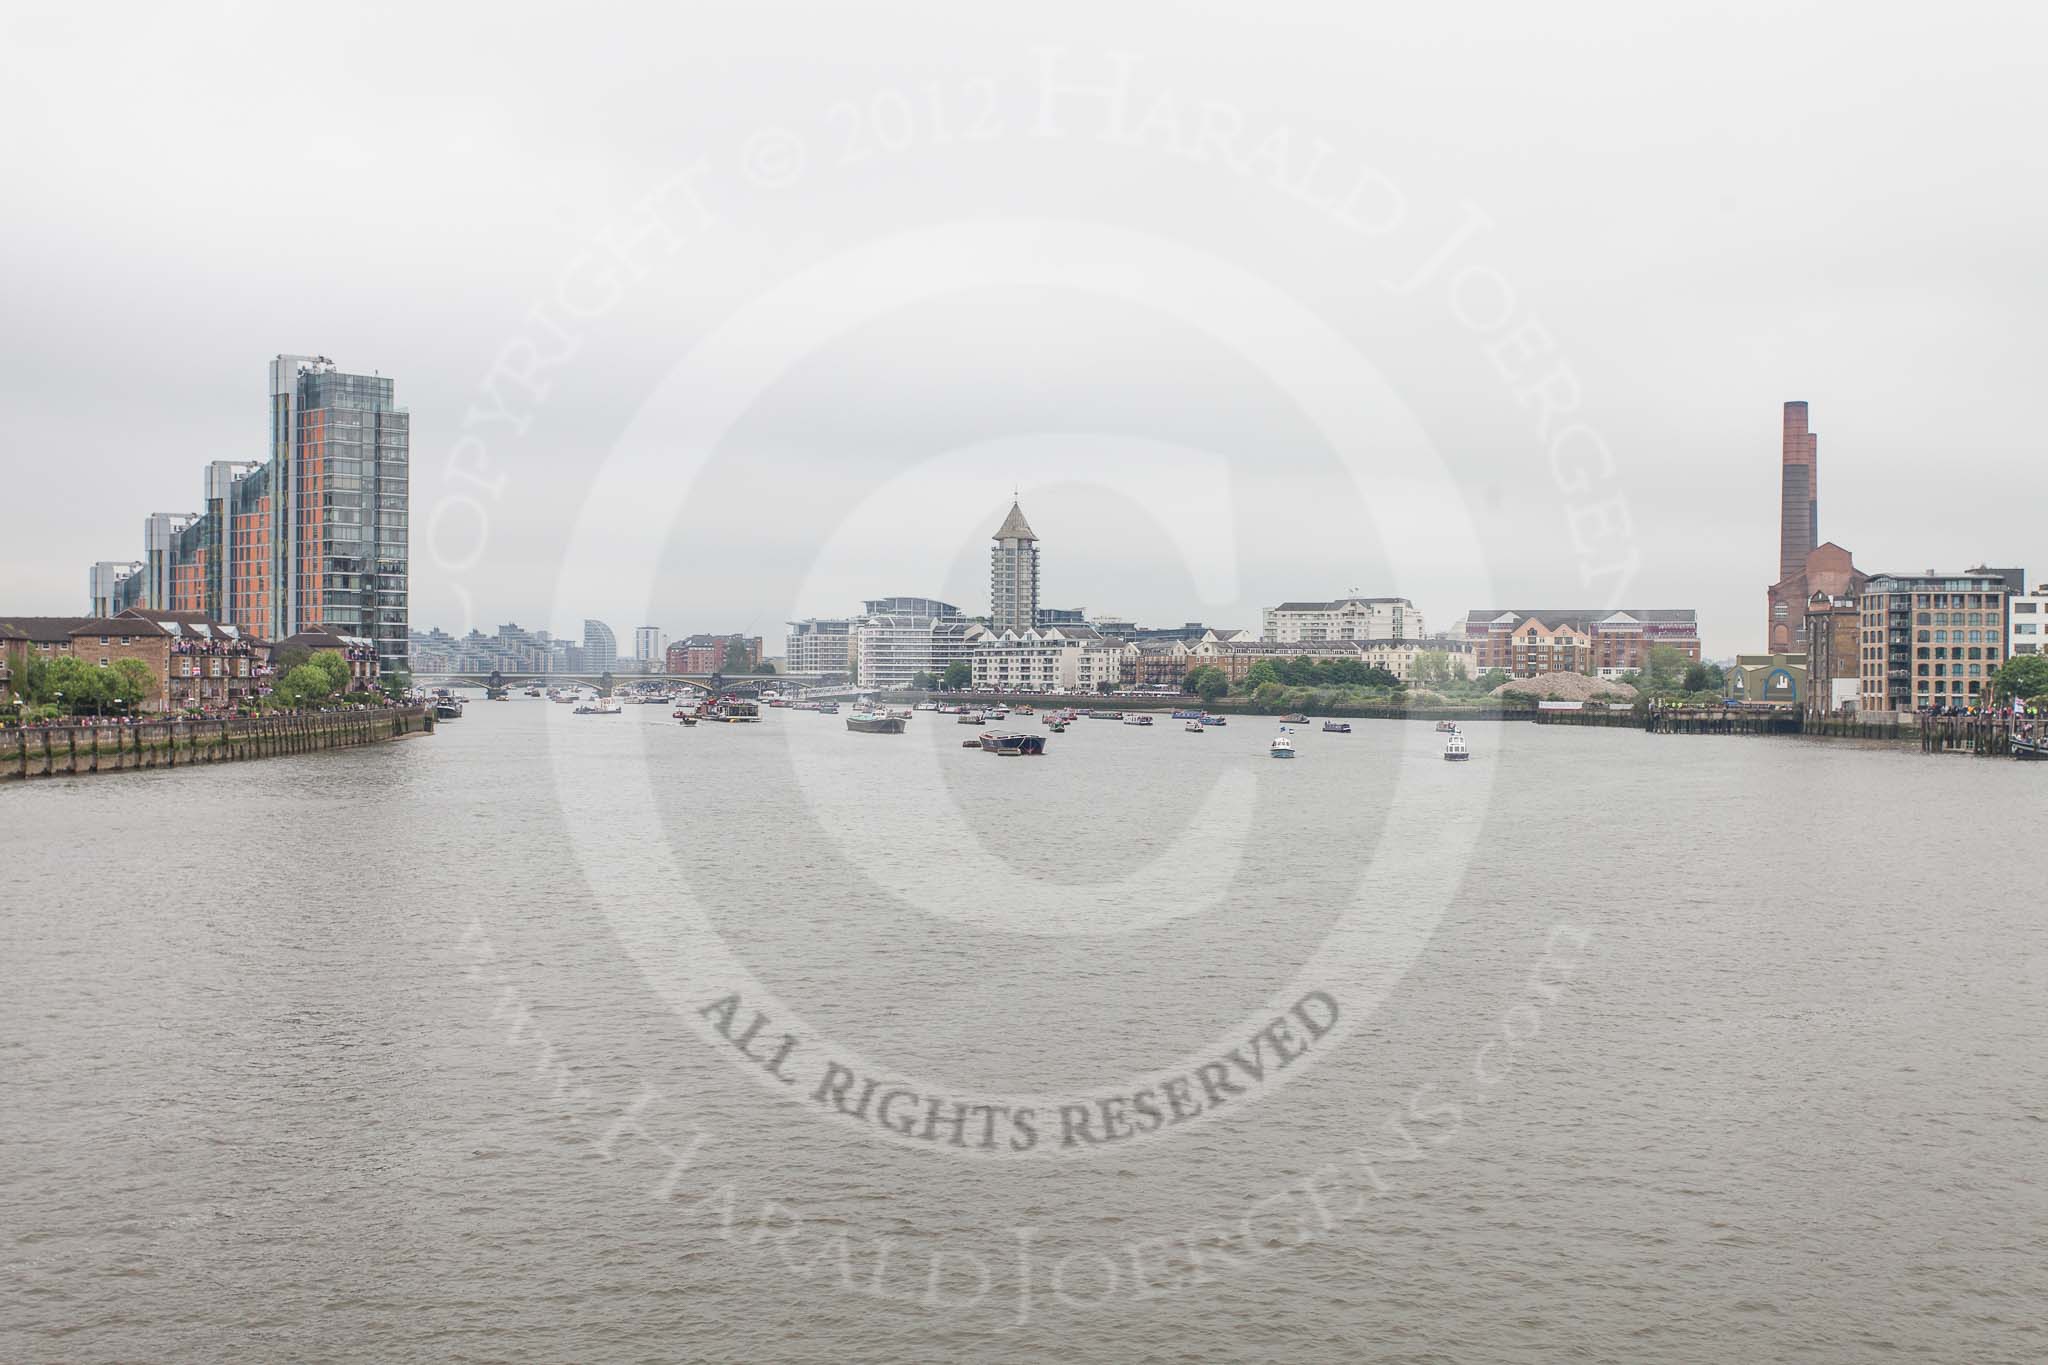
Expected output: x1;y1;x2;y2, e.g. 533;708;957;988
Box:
1262;596;1422;643
632;626;667;664
786;617;854;676
582;619;619;672
970;625;1128;693
852;612;975;690
2010;585;2046;656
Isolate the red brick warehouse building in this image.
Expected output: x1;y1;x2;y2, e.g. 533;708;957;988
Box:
666;634;763;674
1766;401;1867;653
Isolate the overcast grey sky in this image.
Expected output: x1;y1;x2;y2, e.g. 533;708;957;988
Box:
5;1;2043;656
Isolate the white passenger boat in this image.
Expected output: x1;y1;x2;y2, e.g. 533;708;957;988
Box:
1444;732;1471;761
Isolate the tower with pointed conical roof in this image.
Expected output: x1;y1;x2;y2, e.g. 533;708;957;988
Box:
990;500;1041;634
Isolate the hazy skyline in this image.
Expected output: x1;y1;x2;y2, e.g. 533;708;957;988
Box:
6;3;2044;657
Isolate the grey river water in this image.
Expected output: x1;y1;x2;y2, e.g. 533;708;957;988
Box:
4;698;2044;1363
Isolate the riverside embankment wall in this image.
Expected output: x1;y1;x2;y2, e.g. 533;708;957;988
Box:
2;706;433;781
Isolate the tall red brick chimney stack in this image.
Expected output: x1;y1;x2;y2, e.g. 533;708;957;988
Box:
1780;400;1818;584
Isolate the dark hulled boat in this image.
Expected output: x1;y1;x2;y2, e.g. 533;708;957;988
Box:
978;732;1047;756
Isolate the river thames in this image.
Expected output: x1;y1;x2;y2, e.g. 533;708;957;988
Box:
4;699;2043;1363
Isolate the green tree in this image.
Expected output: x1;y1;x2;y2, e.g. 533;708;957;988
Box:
1411;650;1452;688
16;652;53;705
310;649;351;696
719;636;753;674
753;661;777;676
1243;660;1279;690
909;671;938;690
1682;661;1727;695
941;660;972;691
1992;655;2048;702
381;667;413;701
270;663;338;710
40;656;113;715
1476;667;1509;692
106;658;156;712
1643;644;1690;695
1185;666;1228;702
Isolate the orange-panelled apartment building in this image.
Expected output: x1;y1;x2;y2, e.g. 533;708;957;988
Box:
93;356;409;677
